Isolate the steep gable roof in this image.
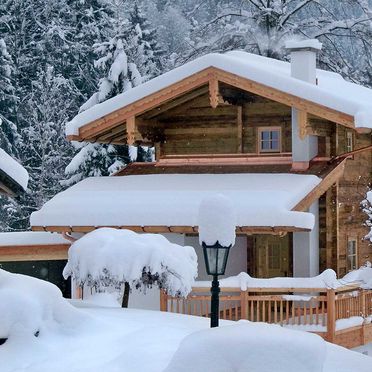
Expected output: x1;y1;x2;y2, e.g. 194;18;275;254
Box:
66;51;372;143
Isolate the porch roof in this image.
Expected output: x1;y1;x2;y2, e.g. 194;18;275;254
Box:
31;173;321;233
0;149;29;195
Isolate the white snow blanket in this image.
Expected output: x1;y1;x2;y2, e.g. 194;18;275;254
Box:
193;269;340;290
66;50;372;135
340;266;372;289
0;269;83;340
31;173;321;230
0;149;28;191
0;271;371;372
198;193;236;247
63;228;197;297
0;231;69;246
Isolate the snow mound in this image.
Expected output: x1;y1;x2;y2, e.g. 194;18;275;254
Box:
63;228;198;297
198;193;236;247
165;322;326;372
0;269;83;340
194;269;340;290
0;149;29;191
340;266;372;289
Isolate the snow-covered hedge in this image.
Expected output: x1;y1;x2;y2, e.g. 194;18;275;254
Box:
63;228;198;297
0;269;82;340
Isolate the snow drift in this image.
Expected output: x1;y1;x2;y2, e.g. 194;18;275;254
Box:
0;269;83;340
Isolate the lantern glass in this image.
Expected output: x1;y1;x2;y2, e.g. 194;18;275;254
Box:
202;242;231;276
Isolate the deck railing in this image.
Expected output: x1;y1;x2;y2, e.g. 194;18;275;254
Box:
160;284;372;343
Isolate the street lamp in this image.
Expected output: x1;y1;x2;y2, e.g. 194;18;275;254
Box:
198;193;236;328
202;241;231;327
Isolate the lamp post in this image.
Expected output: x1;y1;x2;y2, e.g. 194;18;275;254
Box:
198;193;236;328
202;241;231;327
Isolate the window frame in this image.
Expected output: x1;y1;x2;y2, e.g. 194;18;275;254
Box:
346;131;354;153
347;237;358;272
257;126;282;154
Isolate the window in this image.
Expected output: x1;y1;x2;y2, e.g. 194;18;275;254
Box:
347;238;358;271
268;243;281;270
346;132;353;153
258;127;281;153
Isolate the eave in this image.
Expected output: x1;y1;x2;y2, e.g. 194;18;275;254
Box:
67;67;355;145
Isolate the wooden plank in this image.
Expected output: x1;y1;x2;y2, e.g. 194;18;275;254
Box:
327;289;336;342
0;244;70;261
237;106;243;153
292;158;347;212
297;110;308;140
209;75;219;109
69;67;355;143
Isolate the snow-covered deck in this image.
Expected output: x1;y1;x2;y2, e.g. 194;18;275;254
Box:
30;173;321;231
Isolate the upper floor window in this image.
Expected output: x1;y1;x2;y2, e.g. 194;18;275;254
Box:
346;132;353;153
347;238;358;271
258;127;281;153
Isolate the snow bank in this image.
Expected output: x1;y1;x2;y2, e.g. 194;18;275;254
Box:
66;50;372;135
340;266;372;289
0;231;69;246
165;322;326;372
198;193;236;247
31;173;321;231
0;149;28;191
0;269;82;340
193;269;340;290
63;228;198;297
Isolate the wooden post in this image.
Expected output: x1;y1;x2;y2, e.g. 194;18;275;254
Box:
237;106;243;153
327;289;336;342
240;290;248;320
160;290;168;312
361;290;366;317
209;76;219;109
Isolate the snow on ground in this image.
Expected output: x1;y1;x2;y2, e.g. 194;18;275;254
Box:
1;270;371;372
0;148;29;191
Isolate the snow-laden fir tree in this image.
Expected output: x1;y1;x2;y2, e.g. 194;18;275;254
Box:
0;38;19;156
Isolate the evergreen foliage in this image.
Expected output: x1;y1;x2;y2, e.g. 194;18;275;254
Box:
0;0;371;230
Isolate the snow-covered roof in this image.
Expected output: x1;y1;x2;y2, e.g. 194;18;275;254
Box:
0;232;69;247
66;51;372;136
30;173;321;230
0;149;29;191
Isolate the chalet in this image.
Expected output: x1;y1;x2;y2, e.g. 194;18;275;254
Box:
0;149;28;196
28;39;372;282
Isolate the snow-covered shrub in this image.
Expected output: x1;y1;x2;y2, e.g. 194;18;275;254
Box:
165;322;326;372
0;269;82;341
63;228;197;303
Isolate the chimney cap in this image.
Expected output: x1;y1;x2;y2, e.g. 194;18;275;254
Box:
285;39;322;52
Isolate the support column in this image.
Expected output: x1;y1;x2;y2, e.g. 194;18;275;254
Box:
293;200;319;277
291;108;318;170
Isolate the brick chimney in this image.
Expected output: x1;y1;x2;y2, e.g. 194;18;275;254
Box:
286;39;322;171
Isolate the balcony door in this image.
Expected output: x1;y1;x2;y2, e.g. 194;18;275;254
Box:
255;235;291;278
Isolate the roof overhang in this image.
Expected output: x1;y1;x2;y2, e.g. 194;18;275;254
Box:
67;67;356;145
30;172;334;235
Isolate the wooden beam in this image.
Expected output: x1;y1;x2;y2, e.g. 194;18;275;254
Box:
32;224;310;234
0;244;70;262
237;106;243;153
209;75;219;109
333;143;372;161
214;68;355;128
70;67;356;143
292;158;347;212
297;110;308;140
143;86;209;119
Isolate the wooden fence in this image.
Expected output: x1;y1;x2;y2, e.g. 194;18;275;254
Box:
160;285;372;347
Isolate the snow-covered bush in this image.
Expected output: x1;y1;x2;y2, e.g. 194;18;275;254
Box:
0;269;82;342
198;193;237;247
165;322;326;372
63;228;197;305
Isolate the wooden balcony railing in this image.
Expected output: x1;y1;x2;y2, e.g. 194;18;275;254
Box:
160;285;372;347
